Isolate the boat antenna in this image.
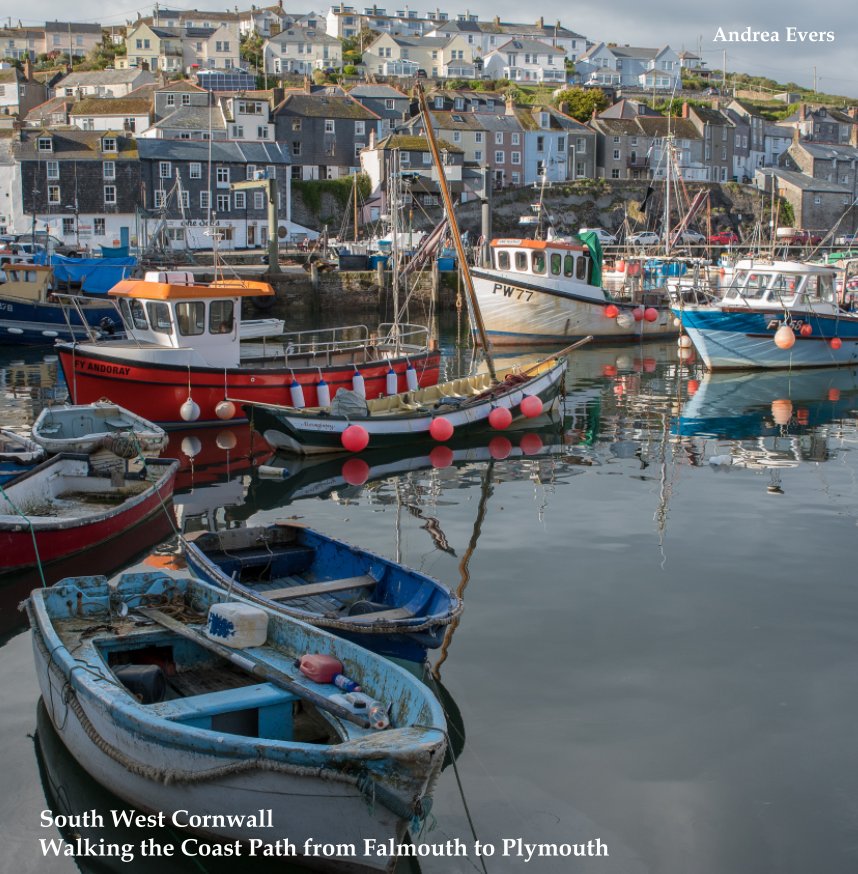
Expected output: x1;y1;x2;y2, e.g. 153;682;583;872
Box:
416;84;497;382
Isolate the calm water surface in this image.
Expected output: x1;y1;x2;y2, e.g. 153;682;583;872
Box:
3;316;858;874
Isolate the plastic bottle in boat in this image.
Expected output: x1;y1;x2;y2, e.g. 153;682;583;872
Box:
367;702;390;730
332;673;361;693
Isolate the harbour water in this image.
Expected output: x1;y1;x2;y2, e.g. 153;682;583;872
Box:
3;316;858;873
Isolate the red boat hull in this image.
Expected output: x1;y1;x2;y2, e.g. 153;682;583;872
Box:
57;348;442;426
0;460;178;574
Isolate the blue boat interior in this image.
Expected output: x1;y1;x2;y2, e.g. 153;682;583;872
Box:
96;631;335;745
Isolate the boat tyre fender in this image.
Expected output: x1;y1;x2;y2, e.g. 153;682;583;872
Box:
251;295;276;312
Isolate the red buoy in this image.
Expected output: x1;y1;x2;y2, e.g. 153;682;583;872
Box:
830;337;843;350
774;325;796;349
828;388;841;401
633;307;645;322
644;307;659;322
520;395;543;418
602;364;618;377
799;324;813;337
488;406;513;430
687;379;699;395
341;424;369;452
429;417;454;441
604;304;619;319
341;458;370;486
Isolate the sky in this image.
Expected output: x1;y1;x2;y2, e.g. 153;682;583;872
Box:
7;0;857;97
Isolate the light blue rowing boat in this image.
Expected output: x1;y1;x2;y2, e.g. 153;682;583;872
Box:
25;571;446;874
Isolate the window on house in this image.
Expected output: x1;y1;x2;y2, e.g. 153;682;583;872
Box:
257;126;268;138
475;132;483;143
511;151;521;165
103;161;116;180
613;149;620;160
354;143;365;157
558;136;565;151
47;185;60;204
536;136;544;152
37;137;53;152
94;217;105;235
182;94;190;105
217;194;230;212
234;191;246;209
62;217;75;235
452;131;461;142
292;118;302;131
200;191;210;209
355;121;365;136
154;189;166;208
189;162;202;179
166;94;175;107
254;191;265;209
385;99;395;110
611;168;620;178
102;137;117;152
159;161;171;179
104;185;117;204
494;150;503;163
511;133;520;146
324;119;335;134
613;136;620;144
474;150;482;161
46;161;59;180
216;166;230;184
292;141;301;156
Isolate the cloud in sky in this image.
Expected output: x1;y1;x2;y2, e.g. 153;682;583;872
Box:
13;0;857;95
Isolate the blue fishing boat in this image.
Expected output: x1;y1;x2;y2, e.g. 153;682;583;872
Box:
673;258;858;370
0;264;119;344
25;571;446;873
182;522;463;662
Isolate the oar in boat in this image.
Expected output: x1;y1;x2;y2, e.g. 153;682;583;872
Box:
136;606;372;729
519;335;595;378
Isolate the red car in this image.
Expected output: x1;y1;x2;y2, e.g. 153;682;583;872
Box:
709;231;739;245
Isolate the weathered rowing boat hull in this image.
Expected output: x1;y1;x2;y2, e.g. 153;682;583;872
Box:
0;456;177;574
472;270;677;345
56;347;442;427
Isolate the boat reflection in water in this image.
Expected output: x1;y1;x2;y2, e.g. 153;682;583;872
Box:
672;366;858;493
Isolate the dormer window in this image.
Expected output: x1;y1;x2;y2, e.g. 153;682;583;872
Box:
37;136;53;152
102;137;117;153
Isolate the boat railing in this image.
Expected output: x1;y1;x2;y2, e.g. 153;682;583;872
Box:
376;322;430;352
52;293;131;344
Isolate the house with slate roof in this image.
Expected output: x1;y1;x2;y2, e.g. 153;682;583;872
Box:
776;105;858;146
755;167;856;236
347;84;410;136
239;4;293;38
781;140;858;215
363;32;474;79
44;22;103;60
123;18;241;74
577;44;681;90
14;128;140;248
684;103;734;182
136;138;306;249
273;87;380;179
24;96;74;128
482;38;566;84
263;25;342;75
725;99;767;179
0;64;48;118
54;68;155;99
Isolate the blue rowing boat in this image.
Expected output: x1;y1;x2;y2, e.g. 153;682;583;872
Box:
182;522;463;663
25;571;446;873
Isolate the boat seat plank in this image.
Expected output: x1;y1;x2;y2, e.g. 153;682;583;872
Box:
263;575;375;601
151;682;297;740
214;545;315;569
348;607;413;623
105;417;130;428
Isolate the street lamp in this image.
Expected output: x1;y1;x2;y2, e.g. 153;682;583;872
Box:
64;203;80;248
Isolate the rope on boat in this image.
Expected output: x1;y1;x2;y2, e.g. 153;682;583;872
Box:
0;483;47;587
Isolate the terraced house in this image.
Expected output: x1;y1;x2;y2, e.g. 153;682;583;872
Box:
263;25;342;75
273;88;380;179
14;129;140;249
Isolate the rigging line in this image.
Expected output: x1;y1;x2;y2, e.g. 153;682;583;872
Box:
0;483;47;587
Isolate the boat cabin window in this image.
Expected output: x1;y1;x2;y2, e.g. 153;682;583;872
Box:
514;251;528;272
770;274;799;298
209;300;234;334
576;255;587;281
804;275;836;302
564;255;574;277
496;250;510;270
128;299;149;330
146;302;173;335
739;272;768;300
532;252;546;275
176;301;205;336
551;253;562;276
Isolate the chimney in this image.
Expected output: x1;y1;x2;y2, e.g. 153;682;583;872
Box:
849;108;858;148
303;74;311;92
140;60;150;71
798;103;806;121
537;16;544;28
558;101;569;115
23;57;32;81
493;15;500;26
369;128;376;148
505;96;515;116
681;101;689;119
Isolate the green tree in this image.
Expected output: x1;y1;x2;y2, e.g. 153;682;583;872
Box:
551;87;609;121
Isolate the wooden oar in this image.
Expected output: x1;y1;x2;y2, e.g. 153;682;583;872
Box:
136;607;371;730
519;335;595;378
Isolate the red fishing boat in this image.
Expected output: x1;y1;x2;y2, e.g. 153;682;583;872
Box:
55;275;441;427
0;454;178;575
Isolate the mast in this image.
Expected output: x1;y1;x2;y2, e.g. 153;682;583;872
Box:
416;84;496;381
390;148;401;352
353;172;358;244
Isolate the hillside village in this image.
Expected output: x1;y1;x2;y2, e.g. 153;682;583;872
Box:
0;7;856;251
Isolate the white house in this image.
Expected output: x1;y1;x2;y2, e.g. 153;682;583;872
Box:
69;97;152;134
263;26;342;75
577;43;681;91
482;38;566;84
53;68;156;99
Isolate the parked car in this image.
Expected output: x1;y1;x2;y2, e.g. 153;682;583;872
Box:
678;229;706;244
834;232;858;247
579;227;617;245
416;69;427;78
709;230;740;245
627;231;661;247
776;228;822;246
